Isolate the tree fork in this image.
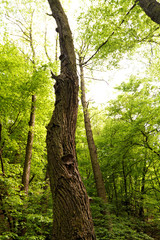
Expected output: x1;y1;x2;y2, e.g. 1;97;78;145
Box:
46;0;96;239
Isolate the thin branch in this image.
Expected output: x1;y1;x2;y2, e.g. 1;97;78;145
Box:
9;33;30;42
29;174;35;184
140;130;160;157
148;40;160;45
44;24;52;62
139;26;160;42
51;70;58;80
0;154;5;176
84;76;109;85
0;124;5;176
9;39;34;63
5;14;30;39
8;112;21;134
82;2;138;66
29;10;36;64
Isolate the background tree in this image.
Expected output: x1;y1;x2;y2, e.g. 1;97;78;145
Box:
79;54;107;204
0;40;54;239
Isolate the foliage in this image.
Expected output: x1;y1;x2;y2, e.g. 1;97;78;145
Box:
76;74;160;239
90;197;155;240
0;42;54;239
76;0;160;66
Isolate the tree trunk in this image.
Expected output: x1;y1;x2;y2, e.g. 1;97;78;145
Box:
22;94;36;194
46;1;96;239
139;159;147;219
0;123;5;176
112;172;119;214
139;0;160;24
79;56;107;203
122;159;130;214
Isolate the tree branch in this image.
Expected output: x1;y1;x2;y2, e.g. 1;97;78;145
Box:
44;24;52;62
82;2;138;66
84;76;109;85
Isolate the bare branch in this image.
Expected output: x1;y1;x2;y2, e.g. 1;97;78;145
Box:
84;76;109;85
44;24;52;62
9;33;30;42
5;14;30;39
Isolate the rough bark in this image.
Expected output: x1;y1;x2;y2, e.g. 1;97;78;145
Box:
22;95;36;194
46;0;96;239
79;56;107;203
139;0;160;24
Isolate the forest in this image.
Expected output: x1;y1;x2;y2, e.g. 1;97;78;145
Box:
0;0;160;239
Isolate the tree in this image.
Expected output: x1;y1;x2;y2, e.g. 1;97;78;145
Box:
79;55;107;203
21;11;36;195
46;0;96;239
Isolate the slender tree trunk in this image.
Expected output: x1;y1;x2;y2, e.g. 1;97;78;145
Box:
122;159;130;214
139;159;146;219
0;151;4;176
46;1;96;239
112;172;119;214
0;123;5;176
55;33;59;62
20;11;36;195
19;95;36;237
22;95;36;194
79;56;107;203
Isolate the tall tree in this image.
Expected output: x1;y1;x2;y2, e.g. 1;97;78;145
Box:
79;55;107;203
21;11;36;194
46;0;95;239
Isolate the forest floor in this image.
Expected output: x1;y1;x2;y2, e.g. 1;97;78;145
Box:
143;223;160;240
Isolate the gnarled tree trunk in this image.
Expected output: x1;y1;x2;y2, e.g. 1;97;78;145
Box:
139;0;160;24
46;0;96;239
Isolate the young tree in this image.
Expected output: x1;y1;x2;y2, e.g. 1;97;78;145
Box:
79;55;107;203
46;0;96;239
21;12;36;195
